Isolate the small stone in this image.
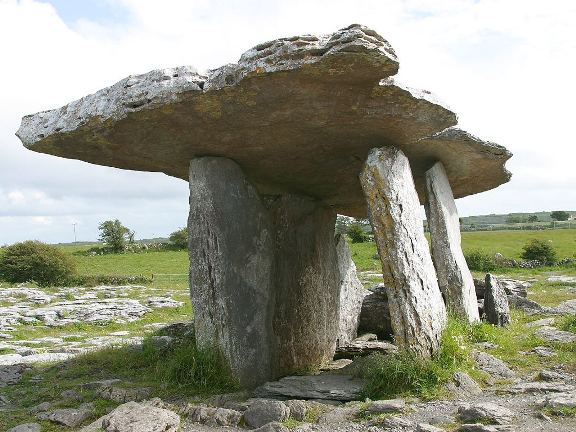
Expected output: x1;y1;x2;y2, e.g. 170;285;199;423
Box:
526;318;555;328
243;399;290;428
542;391;576;409
508;381;575;394
97;385;151;402
416;424;444;432
458;424;499;432
532;346;557;357
28;401;51;413
61;389;82;400
7;424;41;432
535;326;576;343
367;398;405;413
382;415;414;429
317;407;355;424
458;402;514;425
36;403;94;427
472;351;515;381
539;369;575;382
100;401;180;432
285;399;307;421
474;342;498;350
187;405;242;426
446;372;482;397
0;364;27;386
253;422;290;432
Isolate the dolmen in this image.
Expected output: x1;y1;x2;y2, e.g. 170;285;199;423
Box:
16;24;512;387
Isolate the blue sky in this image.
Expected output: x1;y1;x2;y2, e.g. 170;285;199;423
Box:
0;0;575;244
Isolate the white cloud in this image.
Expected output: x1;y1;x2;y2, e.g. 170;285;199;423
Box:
0;0;575;243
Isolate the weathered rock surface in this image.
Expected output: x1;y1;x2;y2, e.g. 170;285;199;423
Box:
425;161;479;322
367;398;405;413
474;278;529;298
36;403;94;427
508;381;575;394
7;424;41;432
88;401;180;432
360;146;447;356
285;399;307;421
243;400;290;428
357;283;393;340
535;326;576;343
334;339;397;359
457;402;514;424
472;351;516;380
483;274;511;326
189;157;340;386
335;234;369;346
17;25;511;217
254;374;364;401
187;406;242;427
0;364;27;386
446;372;483;397
507;294;543;313
540;391;576;410
97;385;151;403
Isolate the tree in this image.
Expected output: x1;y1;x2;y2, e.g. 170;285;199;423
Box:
0;241;76;286
98;219;134;253
169;227;188;249
550;211;570;221
347;223;368;243
521;239;557;265
527;215;539;222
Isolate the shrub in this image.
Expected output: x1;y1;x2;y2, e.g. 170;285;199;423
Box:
550;210;570;221
347;223;368;243
169;227;188;249
0;240;76;286
520;239;557;265
464;250;496;272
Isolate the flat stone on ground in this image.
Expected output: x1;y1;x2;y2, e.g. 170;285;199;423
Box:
243;400;290;428
535;326;576;343
458;402;514;424
254;374;364;401
472;351;516;381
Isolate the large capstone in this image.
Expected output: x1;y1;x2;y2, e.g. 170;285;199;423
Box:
17;25;511;218
189;157;340;386
425;161;479;322
360;147;447;357
335;234;369;346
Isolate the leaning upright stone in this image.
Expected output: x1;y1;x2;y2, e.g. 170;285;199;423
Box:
484;274;511;326
360;147;447;357
335;234;369;346
425;162;479;323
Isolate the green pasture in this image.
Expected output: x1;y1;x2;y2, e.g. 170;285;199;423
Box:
54;229;576;278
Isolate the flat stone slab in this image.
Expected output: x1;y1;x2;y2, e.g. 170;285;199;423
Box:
535;326;576;343
16;24;511;217
253;374;364;401
334;339;397;359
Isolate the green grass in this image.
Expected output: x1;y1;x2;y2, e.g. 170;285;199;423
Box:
360;317;477;400
1;335;239;431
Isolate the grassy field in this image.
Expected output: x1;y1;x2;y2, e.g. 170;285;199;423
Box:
53;228;576;278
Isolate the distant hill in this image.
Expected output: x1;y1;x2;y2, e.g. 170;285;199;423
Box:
460;211;576;225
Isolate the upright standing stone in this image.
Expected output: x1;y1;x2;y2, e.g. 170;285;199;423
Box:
360;147;447;357
189;157;341;385
266;195;340;375
335;234;369;346
425;162;479;322
484;274;511;326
